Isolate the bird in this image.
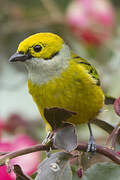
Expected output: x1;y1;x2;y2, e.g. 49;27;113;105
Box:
9;32;104;152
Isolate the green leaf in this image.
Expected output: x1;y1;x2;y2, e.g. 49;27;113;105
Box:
35;152;72;180
53;125;77;152
81;162;120;180
44;107;77;152
31;172;37;179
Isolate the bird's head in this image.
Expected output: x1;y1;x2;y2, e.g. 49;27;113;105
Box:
9;33;65;61
9;33;70;83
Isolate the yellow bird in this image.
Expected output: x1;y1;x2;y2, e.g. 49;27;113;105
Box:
9;33;104;152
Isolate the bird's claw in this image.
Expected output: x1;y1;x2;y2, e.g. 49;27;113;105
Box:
87;136;96;153
42;131;53;145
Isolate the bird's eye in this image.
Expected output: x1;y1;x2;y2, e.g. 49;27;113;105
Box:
33;45;42;52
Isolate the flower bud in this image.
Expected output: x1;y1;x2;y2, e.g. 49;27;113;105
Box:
76;167;83;178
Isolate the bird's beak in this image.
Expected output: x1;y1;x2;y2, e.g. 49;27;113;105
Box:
9;52;32;62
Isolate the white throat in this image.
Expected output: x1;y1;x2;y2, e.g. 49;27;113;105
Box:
25;44;70;84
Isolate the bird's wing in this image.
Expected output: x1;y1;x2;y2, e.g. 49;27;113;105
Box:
71;52;100;85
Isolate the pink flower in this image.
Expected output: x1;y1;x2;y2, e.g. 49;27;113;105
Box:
0;135;41;180
117;152;120;155
0;117;4;138
66;0;115;46
0;166;12;180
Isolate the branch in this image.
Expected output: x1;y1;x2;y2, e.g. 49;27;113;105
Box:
0;142;120;166
0;152;9;156
76;143;120;164
0;144;50;166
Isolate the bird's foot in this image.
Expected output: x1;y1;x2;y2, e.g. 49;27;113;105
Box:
87;136;96;154
42;131;53;146
42;131;53;157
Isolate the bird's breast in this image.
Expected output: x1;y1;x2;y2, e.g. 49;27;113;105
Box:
27;63;104;125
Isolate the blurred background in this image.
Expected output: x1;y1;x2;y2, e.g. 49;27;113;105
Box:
0;0;120;178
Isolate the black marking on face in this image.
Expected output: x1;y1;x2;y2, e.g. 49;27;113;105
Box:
44;51;59;60
19;51;24;54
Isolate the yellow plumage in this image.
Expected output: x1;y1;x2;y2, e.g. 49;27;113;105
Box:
27;52;104;131
9;32;104;132
17;33;63;59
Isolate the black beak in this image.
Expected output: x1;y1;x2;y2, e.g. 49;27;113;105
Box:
9;52;32;62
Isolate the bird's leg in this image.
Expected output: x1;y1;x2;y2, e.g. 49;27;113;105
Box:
87;122;96;153
42;131;54;157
